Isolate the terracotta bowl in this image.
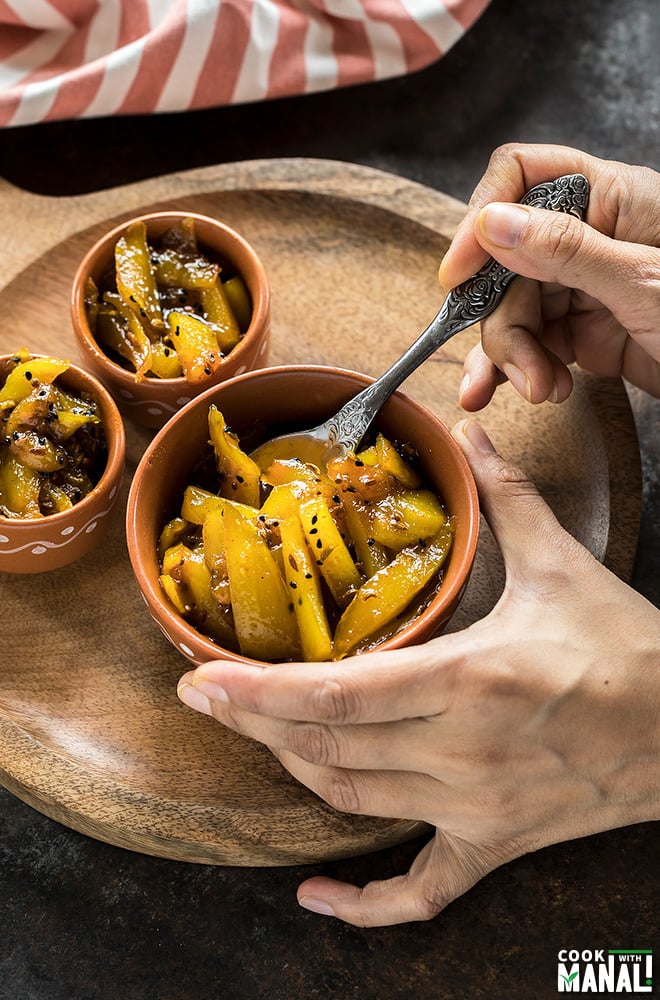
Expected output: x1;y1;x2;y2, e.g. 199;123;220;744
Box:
126;365;479;667
70;211;271;429
0;355;126;574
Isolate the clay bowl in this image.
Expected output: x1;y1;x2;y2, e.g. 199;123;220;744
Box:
71;211;271;429
127;365;479;666
0;354;126;574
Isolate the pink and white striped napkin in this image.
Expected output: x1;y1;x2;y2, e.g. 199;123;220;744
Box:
0;0;490;127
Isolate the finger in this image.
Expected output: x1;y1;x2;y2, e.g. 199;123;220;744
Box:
473;202;660;356
439;142;608;288
451;419;579;578
179;675;451;772
276;748;445;822
186;638;470;726
297;829;502;927
478;276;574;404
459;342;505;411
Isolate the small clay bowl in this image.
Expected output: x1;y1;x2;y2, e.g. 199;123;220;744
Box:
0;355;126;574
126;365;479;666
71;211;271;430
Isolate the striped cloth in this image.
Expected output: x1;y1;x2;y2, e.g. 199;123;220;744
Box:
0;0;490;128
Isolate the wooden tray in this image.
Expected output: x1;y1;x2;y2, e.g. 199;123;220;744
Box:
0;160;641;865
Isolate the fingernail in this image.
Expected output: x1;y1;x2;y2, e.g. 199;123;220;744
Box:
548;381;560;403
458;371;471;403
299;896;336;917
193;679;229;703
501;362;532;401
177;682;213;716
460;419;496;453
479;203;530;248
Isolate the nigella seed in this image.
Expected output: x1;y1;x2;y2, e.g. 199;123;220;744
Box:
24;371;32;380
311;514;318;525
367;538;375;546
236;475;244;483
309;527;318;535
316;539;322;549
289;581;297;589
355;459;364;467
304;572;312;579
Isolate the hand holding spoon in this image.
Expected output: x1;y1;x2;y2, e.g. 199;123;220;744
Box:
251;173;590;469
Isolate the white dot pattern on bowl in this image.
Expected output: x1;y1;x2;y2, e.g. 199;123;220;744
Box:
0;497;118;558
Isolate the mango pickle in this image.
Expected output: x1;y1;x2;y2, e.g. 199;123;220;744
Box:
115;221;164;337
0;351;107;519
159;405;455;662
85;218;252;383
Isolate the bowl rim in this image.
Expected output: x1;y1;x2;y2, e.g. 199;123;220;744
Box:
126;364;480;664
0;353;126;528
70;209;271;389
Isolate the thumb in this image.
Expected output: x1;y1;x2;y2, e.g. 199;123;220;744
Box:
297;829;503;927
475;201;660;338
452;418;572;575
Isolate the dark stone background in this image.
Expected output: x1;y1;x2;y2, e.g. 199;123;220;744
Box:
1;1;658;997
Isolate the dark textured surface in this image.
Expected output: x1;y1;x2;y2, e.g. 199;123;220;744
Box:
0;0;658;997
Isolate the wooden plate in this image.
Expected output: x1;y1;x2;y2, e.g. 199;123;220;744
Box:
0;160;641;865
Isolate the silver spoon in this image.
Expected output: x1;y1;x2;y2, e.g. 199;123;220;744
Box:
251;173;590;469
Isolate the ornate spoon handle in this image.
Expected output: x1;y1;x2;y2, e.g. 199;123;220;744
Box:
323;172;590;452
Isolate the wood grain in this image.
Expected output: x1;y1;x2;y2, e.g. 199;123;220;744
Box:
0;160;641;864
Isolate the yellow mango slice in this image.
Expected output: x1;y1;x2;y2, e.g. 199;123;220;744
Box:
223;503;299;661
222;275;252;332
341;494;390;578
374;433;422;488
180;484;254;525
333;523;455;659
369;490;447;551
198;278;241;352
161;542;238;650
160;572;188;614
100;293;153;380
0;451;42;517
166;311;222;384
208;405;261;507
159;517;190;557
148;341;183;379
115;221;164;335
0;358;69;406
154;250;219;289
280;514;333;662
298;496;362;607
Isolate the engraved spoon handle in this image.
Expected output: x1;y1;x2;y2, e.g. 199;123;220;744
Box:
322;172;590;452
